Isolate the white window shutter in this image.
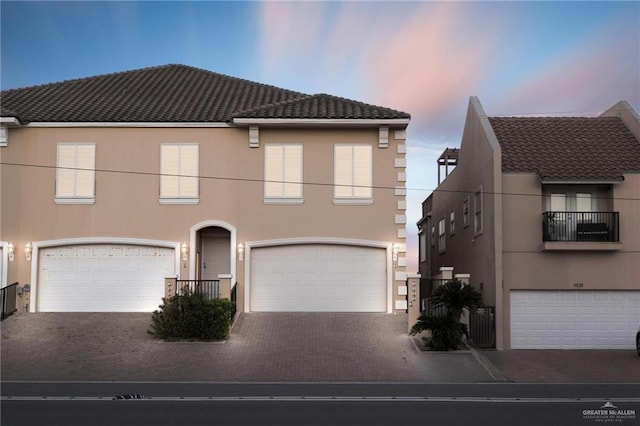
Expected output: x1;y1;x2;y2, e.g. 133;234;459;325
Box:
334;145;353;198
56;145;76;197
75;144;95;197
353;145;372;198
265;145;284;197
161;145;180;198
283;145;302;197
179;144;199;198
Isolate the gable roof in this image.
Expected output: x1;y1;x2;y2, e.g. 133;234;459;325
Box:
0;64;410;124
488;116;640;181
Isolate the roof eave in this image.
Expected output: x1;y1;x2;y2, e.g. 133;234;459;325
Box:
232;118;410;127
539;177;625;184
0;117;21;127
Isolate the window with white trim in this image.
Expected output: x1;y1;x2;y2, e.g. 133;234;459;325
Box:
450;210;456;235
474;189;483;235
56;143;96;204
264;144;303;202
334;144;372;202
463;196;470;227
430;224;436;247
438;218;446;253
160;143;199;203
419;232;427;262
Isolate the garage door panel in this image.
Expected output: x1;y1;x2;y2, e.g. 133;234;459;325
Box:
511;291;640;349
38;245;175;312
251;245;386;312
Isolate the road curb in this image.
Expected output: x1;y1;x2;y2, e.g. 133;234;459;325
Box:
465;341;509;382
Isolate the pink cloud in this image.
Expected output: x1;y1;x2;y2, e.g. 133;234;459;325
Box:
493;19;639;115
258;2;328;76
363;3;506;120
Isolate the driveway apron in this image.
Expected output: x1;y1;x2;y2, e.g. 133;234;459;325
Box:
0;312;492;383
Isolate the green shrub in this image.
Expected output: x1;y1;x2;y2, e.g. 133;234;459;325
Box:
149;289;235;341
410;314;468;351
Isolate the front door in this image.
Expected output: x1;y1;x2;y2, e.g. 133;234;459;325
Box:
201;234;230;281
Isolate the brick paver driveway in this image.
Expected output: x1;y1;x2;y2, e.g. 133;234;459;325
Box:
0;312;492;382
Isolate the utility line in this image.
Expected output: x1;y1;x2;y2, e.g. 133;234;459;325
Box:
2;161;640;202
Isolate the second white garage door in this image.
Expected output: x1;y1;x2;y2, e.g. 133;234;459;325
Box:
38;244;176;312
510;290;640;349
250;244;387;312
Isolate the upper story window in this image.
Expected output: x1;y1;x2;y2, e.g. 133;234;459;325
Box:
334;144;373;204
450;210;456;235
160;143;199;204
463;196;470;227
430;224;436;247
264;144;303;203
419;231;427;262
438;218;446;253
56;143;96;204
474;189;483;235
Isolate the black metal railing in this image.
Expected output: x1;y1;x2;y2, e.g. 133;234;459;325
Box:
420;278;448;300
1;282;18;320
175;280;220;300
230;283;237;318
542;211;619;242
468;306;496;348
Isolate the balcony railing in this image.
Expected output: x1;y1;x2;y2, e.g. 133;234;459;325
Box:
542;211;619;242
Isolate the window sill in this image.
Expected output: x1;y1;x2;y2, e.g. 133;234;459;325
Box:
333;198;374;205
264;198;304;205
159;198;200;205
55;198;95;205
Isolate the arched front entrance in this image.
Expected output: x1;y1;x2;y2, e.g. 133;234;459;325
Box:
189;220;237;282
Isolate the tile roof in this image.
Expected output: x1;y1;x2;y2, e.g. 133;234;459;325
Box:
488;116;640;181
0;64;410;124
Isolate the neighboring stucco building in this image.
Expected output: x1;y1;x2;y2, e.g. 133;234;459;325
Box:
0;64;411;314
418;96;640;350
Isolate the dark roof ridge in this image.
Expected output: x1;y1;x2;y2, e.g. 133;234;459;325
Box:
0;64;306;98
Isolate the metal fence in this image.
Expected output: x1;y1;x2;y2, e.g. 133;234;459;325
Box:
468;306;496;348
1;282;18;320
175;280;220;300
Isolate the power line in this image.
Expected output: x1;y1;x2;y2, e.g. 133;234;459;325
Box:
2;161;640;202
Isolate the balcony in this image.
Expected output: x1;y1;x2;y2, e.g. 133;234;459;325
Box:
542;211;621;251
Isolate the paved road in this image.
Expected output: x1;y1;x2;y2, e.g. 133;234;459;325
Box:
3;383;639;426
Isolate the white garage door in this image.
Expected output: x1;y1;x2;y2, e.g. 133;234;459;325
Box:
38;245;176;312
250;245;387;312
511;291;640;349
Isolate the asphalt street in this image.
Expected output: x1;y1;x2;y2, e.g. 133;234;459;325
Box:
3;383;639;426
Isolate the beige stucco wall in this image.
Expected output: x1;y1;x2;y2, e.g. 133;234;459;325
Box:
1;124;408;313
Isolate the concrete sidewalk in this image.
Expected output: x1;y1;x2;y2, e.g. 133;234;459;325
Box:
0;312;493;383
480;348;640;383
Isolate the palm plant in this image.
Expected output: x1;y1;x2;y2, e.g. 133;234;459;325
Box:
410;279;483;351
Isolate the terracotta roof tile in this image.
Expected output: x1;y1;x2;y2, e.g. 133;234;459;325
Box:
0;64;410;123
488;116;640;181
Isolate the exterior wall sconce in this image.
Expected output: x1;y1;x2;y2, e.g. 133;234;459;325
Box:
180;242;188;267
7;242;14;262
25;242;32;262
237;243;244;261
392;242;400;267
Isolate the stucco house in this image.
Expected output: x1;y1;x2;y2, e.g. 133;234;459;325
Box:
0;64;411;314
418;96;640;350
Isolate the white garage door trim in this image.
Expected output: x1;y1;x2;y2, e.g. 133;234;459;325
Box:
510;290;640;349
30;238;182;312
244;238;393;313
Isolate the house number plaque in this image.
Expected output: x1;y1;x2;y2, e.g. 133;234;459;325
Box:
572;282;584;288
